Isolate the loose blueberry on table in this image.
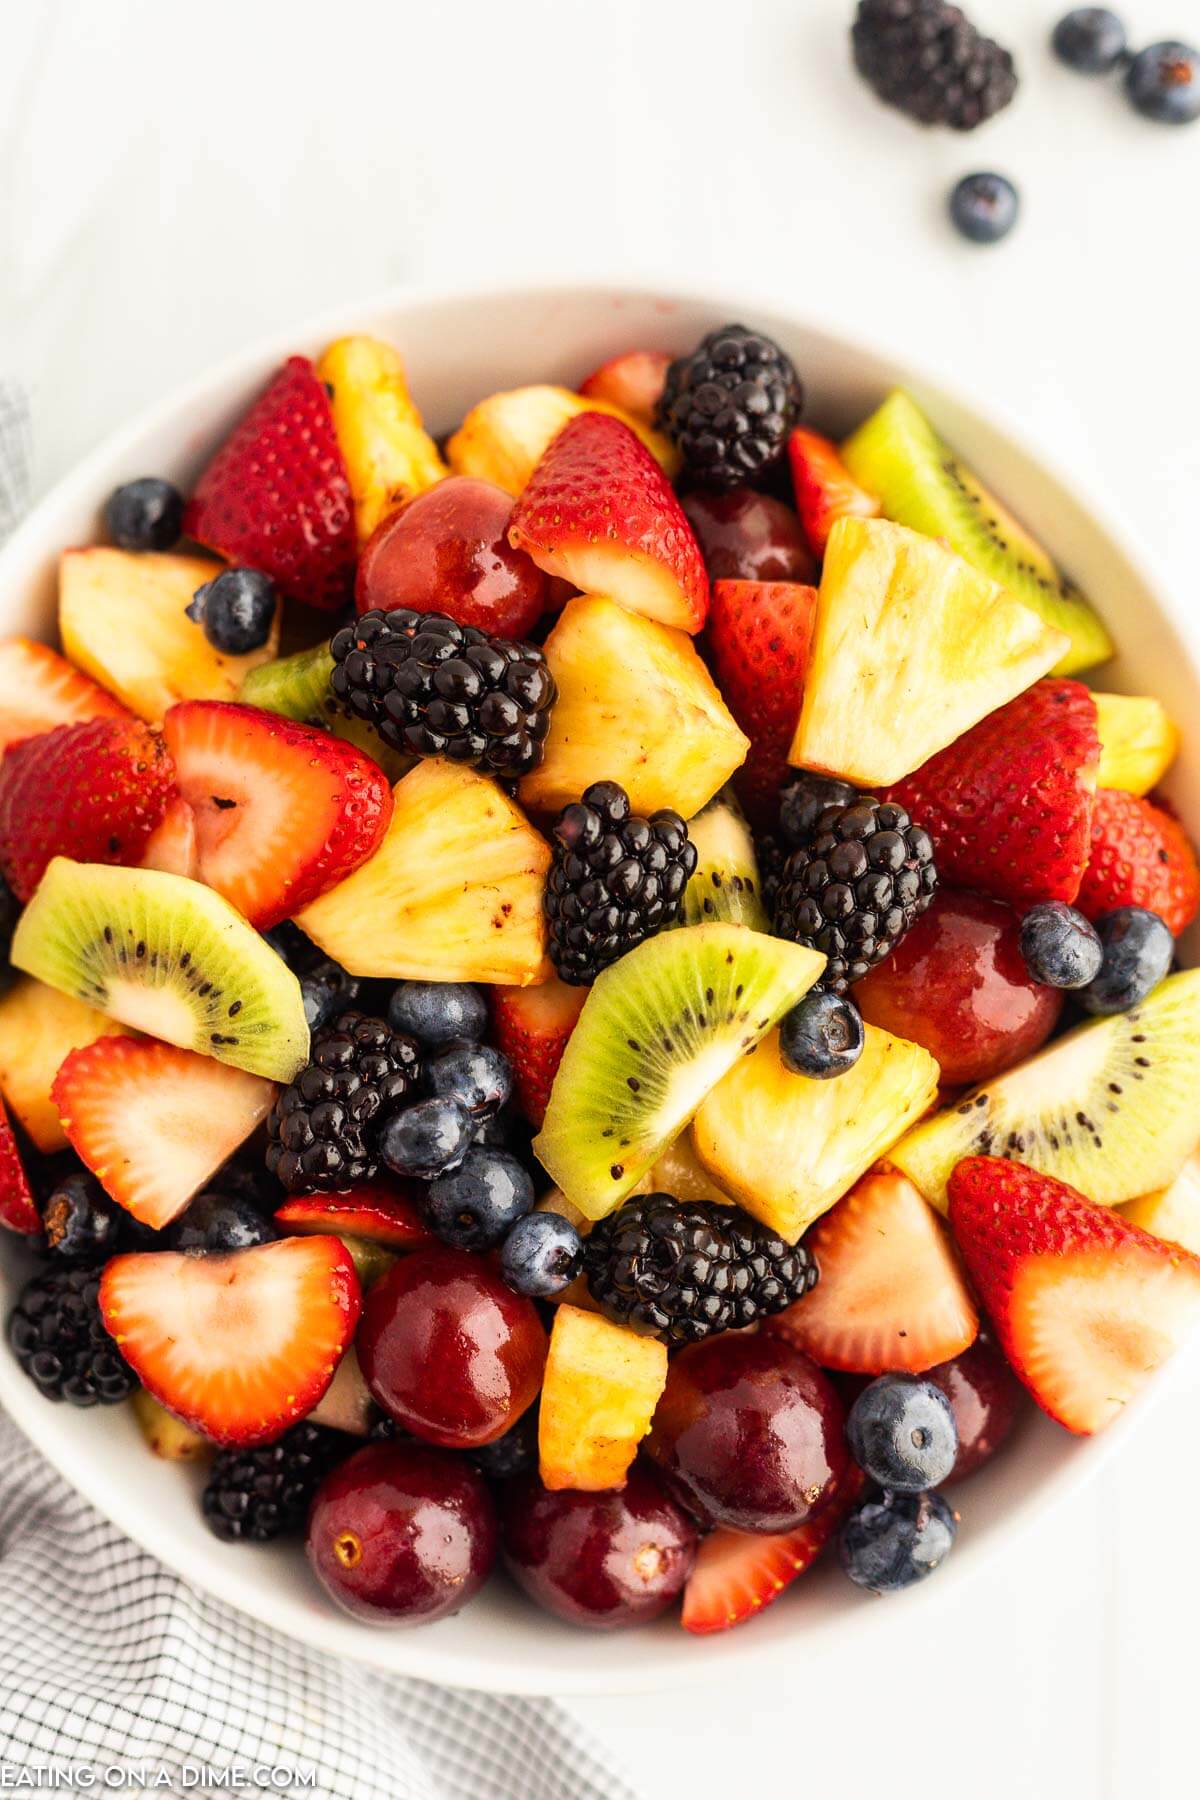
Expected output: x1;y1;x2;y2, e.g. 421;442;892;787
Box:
1;313;1199;1642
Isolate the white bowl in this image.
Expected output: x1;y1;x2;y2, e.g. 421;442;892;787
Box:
2;281;1198;1697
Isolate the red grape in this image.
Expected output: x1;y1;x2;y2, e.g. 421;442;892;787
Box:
681;488;818;585
926;1340;1024;1482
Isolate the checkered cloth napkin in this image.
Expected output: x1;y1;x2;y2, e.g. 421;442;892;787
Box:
0;381;635;1800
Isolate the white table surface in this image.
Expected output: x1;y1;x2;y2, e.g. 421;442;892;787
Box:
3;2;1197;1795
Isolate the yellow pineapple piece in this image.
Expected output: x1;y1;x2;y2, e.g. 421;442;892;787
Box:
316;335;446;543
649;1132;733;1204
446;385;680;495
132;1390;211;1462
539;1304;668;1491
789;517;1070;787
1093;692;1179;796
59;549;279;724
693;1024;939;1241
296;758;551;984
518;596;748;820
0;976;132;1151
1120;1150;1200;1254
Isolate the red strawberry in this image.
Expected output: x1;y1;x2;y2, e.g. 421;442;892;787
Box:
491;979;587;1127
0;716;176;901
788;427;879;557
578;350;672;426
508;411;708;633
275;1182;433;1249
53;1037;278;1230
767;1169;978;1373
0;637;128;754
161;701;393;929
1076;787;1200;936
707;579;817;828
888;679;1100;905
0;1098;38;1234
183;356;356;611
681;1466;863;1635
948;1157;1200;1435
138;793;199;879
100;1235;360;1446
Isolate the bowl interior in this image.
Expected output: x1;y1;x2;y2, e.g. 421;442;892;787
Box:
2;283;1198;1695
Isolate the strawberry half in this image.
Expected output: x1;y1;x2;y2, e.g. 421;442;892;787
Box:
1076;787;1200;937
788;427;880;558
53;1037;277;1230
949;1156;1200;1435
183;356;356;611
707;579;817;829
0;1097;38;1234
275;1182;433;1248
161;700;393;929
490;978;587;1127
0;716;176;901
100;1234;360;1445
578;350;672;427
768;1169;978;1373
888;679;1100;906
0;637;129;755
508;411;709;633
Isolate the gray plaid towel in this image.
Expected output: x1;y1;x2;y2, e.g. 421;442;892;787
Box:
0;383;635;1800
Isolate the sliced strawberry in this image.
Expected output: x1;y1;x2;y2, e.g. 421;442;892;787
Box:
491;978;587;1127
183;356;356;611
578;350;672;427
949;1157;1200;1435
138;793;199;878
788;427;880;558
768;1169;978;1373
161;700;393;929
0;716;176;901
508;411;708;633
0;1097;38;1234
0;637;128;755
1076;787;1200;936
53;1037;277;1230
707;579;817;828
888;679;1100;906
275;1182;433;1248
100;1235;360;1446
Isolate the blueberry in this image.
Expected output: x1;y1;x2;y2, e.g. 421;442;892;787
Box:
847;1375;958;1492
264;921;323;973
472;1107;514;1149
1125;41;1200;123
1052;9;1127;73
41;1172;126;1265
186;567;277;653
426;1043;512;1119
297;957;362;1032
839;1490;958;1594
103;477;184;551
779;774;858;849
779;989;864;1079
948;172;1020;245
379;1096;474;1180
500;1210;584;1298
469;1408;539;1481
1019;902;1103;989
387;980;489;1048
1077;906;1174;1014
169;1192;278;1254
425;1148;535;1251
207;1152;282;1213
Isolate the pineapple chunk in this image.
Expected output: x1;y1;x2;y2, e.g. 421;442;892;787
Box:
649;1132;733;1204
132;1390;211;1462
446;385;680;495
296;758;551;984
693;1024;939;1241
0;977;132;1152
539;1304;668;1491
1094;692;1179;796
518;596;748;820
59;549;279;724
316;335;447;543
1120;1150;1200;1255
789;517;1069;787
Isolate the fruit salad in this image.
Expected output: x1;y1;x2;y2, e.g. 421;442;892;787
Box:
2;319;1199;1638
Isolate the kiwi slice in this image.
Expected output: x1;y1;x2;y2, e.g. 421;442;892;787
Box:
533;922;824;1219
679;793;770;931
841;390;1113;676
11;858;310;1083
239;644;411;782
891;970;1200;1212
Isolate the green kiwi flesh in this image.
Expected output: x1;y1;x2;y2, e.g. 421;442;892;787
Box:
533;921;824;1218
841;390;1113;676
891;969;1200;1211
11;858;310;1082
679;793;769;930
239;644;411;782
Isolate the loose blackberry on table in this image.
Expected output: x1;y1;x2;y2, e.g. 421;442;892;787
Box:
266;1010;423;1193
9;1265;137;1406
657;324;803;490
202;1421;352;1543
850;0;1018;131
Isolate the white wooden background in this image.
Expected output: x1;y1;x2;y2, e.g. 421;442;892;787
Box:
3;3;1198;1794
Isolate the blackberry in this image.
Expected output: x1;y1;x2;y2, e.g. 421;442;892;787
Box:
754;832;787;922
8;1265;136;1405
851;0;1018;131
657;325;803;490
773;797;937;994
202;1422;350;1543
583;1192;818;1347
266;1011;422;1193
544;781;697;985
329;608;556;779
